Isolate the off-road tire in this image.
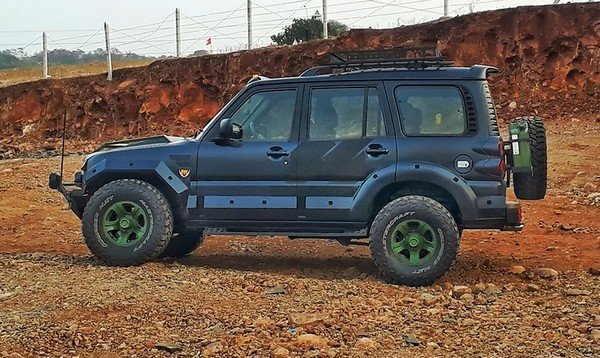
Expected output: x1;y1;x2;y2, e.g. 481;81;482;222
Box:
369;195;460;286
82;179;173;266
513;116;547;200
159;230;204;258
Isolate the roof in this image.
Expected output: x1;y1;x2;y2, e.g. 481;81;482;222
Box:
249;65;498;87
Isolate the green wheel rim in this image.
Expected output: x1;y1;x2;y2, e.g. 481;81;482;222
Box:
102;201;148;247
389;219;438;266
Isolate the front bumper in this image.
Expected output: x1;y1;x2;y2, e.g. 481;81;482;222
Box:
49;172;86;218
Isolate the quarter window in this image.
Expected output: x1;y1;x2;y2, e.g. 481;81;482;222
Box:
309;87;387;140
395;86;466;136
229;90;296;142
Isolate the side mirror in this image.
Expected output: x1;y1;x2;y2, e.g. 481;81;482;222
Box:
219;118;242;140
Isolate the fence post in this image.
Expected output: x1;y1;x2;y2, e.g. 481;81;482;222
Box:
247;0;253;49
42;32;49;79
104;22;113;81
322;0;328;39
176;8;181;57
444;0;449;17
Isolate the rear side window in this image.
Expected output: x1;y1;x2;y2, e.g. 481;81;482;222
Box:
395;86;466;136
309;87;387;140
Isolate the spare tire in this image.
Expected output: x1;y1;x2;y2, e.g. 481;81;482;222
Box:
512;116;547;200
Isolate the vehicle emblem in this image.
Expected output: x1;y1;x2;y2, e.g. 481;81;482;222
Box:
179;168;190;178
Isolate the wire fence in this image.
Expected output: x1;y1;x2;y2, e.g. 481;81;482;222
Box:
0;0;589;78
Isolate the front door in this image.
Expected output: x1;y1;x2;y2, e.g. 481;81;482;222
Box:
296;82;397;222
194;86;301;223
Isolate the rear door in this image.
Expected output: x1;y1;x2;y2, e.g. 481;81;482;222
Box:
295;81;397;222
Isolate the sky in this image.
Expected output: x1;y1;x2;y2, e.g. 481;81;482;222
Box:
0;0;592;57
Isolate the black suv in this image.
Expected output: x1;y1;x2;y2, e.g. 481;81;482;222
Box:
49;48;547;286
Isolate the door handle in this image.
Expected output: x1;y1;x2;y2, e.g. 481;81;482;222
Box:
266;146;290;158
365;144;389;156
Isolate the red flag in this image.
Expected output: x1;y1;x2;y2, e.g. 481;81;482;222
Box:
206;37;212;46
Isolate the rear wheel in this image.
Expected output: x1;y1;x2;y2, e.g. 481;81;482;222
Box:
512;116;547;200
160;231;204;258
369;195;460;286
82;179;173;266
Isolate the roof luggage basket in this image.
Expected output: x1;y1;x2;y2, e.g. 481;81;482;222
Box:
301;46;454;77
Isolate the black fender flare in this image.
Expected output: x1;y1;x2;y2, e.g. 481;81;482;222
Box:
351;162;478;222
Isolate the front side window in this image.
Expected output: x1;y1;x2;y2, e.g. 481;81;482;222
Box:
395;86;466;136
309;87;386;140
229;89;296;141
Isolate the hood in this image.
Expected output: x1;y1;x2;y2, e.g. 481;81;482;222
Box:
94;135;185;152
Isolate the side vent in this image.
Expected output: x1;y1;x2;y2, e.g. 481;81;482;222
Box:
459;86;478;136
482;82;500;135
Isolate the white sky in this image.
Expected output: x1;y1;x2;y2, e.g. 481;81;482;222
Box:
0;0;592;56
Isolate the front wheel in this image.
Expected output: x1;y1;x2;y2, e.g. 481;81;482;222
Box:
369;195;460;286
82;179;174;266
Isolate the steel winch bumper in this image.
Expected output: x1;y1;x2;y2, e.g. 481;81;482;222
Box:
48;172;87;218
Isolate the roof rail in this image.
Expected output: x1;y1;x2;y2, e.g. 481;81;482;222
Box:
301;46;454;77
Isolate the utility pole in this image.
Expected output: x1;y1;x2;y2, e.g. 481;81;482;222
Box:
175;8;181;57
322;0;328;39
104;22;113;81
247;0;252;50
42;32;48;79
553;0;560;3
444;0;449;17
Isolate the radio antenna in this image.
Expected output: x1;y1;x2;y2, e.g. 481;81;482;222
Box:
59;112;67;180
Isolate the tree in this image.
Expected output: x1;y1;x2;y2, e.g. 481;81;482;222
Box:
271;19;348;45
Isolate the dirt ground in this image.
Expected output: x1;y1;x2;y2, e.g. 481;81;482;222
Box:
0;121;599;357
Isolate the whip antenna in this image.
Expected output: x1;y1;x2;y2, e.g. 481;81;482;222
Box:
60;112;67;180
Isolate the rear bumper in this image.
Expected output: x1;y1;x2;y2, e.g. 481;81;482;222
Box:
49;172;86;218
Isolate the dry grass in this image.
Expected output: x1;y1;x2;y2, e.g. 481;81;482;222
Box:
0;59;153;87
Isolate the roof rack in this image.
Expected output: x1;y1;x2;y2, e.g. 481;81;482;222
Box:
301;46;454;77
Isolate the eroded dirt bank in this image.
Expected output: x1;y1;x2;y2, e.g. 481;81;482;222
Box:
0;3;599;157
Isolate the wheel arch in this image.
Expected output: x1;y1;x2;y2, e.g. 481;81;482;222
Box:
364;163;479;228
85;171;188;232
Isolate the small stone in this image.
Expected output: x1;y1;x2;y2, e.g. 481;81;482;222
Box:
566;288;590;296
510;265;526;274
591;329;600;340
451;285;471;299
265;286;285;295
354;337;378;350
526;284;541;292
508;101;517;109
294;334;330;348
403;334;421;346
426;342;440;350
588;267;600;276
418;292;437;305
532;267;559;279
272;346;290;357
474;295;488;305
484;284;502;295
155;343;182;353
0;292;15;301
288;313;324;328
199;278;210;284
471;283;486;294
460;293;474;302
545;246;558;251
253;317;272;327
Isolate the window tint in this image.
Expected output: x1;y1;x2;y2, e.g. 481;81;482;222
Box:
309;87;386;140
229;90;296;141
395;86;466;136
